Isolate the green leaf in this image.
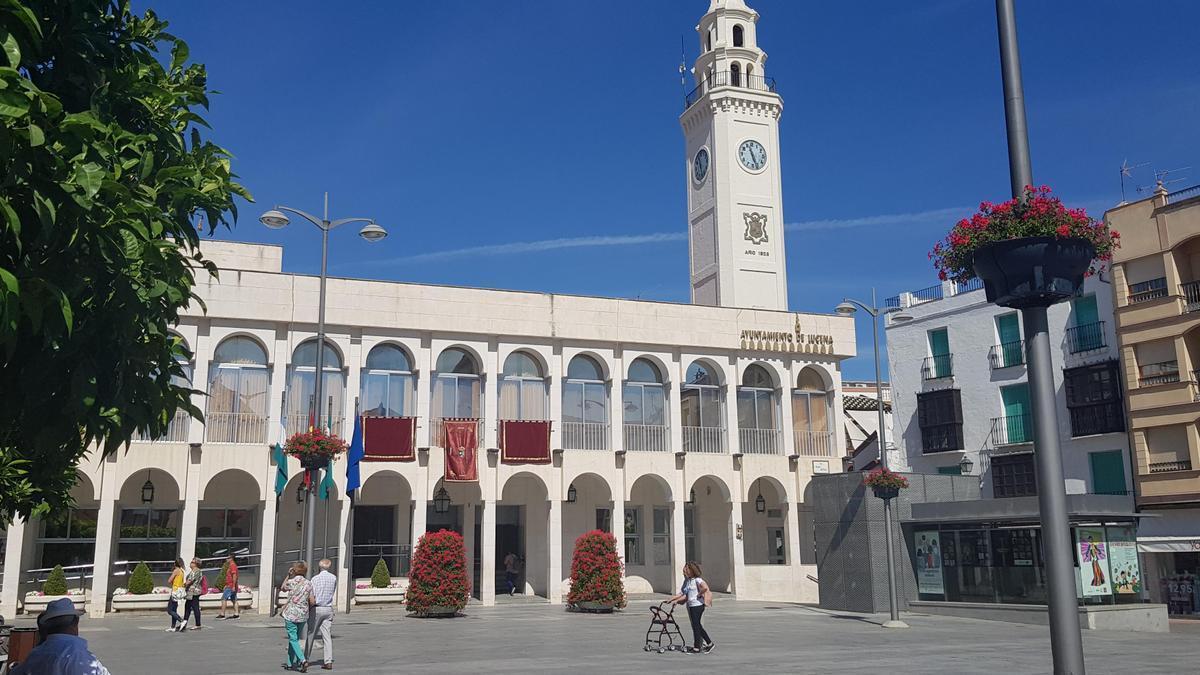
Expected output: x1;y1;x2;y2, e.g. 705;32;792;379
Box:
0;29;19;67
0;89;28;117
170;40;189;71
0;267;18;295
28;122;43;146
0;196;18;239
75;163;104;197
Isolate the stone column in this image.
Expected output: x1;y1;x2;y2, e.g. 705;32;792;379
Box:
786;500;803;568
547;498;562;604
611;350;625;453
416;337;433;447
668;355;684;453
178;444;202;563
549;346;563;450
258;481;279;615
779;370;796;457
672;498;687;577
462;500;476;590
88;456;120;618
187;326;212;446
480;499;496;606
729;501;747;599
1;517;26;618
484;342;500;450
723;358;741;455
611;498;625;581
410;498;428;554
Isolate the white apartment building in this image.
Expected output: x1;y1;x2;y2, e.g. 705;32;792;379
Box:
883;276;1133;501
0;0;857;618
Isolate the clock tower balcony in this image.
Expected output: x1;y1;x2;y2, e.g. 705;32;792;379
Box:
685;70;778;110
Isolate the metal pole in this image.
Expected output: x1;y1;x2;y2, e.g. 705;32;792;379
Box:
996;0;1033;198
1023;308;1086;674
872;290;906;629
305;194;330;574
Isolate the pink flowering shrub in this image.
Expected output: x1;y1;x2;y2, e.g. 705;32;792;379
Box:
567;530;626;608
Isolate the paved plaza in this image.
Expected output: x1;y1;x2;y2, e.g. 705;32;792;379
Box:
15;599;1194;674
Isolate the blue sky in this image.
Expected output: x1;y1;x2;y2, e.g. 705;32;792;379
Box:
149;0;1200;379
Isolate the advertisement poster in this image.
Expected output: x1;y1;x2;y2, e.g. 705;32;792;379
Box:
1076;527;1112;597
1107;526;1142;594
914;530;944;595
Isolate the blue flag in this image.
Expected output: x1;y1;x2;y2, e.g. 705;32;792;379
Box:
345;413;364;498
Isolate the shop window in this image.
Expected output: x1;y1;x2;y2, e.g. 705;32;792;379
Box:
624;508;643;566
685;504;699;563
992;454;1037;497
38;509;98;570
117;507;179;563
917;389;964;452
653;507;672;566
1065;361;1125;437
195;507;254;559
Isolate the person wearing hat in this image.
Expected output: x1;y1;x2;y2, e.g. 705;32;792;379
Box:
10;597;109;674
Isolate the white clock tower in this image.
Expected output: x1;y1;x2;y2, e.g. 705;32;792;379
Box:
681;0;788;310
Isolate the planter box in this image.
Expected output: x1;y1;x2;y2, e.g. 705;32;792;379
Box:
352;584;408;606
573;601;616;613
413;604;461;618
199;591;255;610
23;593;88;614
112;593;172;613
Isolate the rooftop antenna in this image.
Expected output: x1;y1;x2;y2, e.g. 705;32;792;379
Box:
1119;159;1148;203
679;34;688;101
1137;166;1191;195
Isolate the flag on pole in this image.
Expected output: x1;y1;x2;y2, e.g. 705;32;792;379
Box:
318;458;336;500
346;413;364;500
272;417;288;497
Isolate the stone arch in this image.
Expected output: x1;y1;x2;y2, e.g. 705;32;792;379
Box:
203;468;261;503
500;471;549;503
566;351;610;381
501;347;549;379
364;341;415;371
743;360;785;389
626;473;673;502
564;471;612;503
212;332;270;365
624;354;671;383
685;357;725;386
357;469;412;505
70;472;98;502
435;343;485;375
291;337;345;370
689;474;732;503
744;474;791;505
119;468;181;504
796;364;834;391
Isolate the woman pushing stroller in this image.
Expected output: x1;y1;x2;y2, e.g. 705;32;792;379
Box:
669;561;715;654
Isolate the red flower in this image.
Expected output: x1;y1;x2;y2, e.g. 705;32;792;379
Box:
1056;224;1071;237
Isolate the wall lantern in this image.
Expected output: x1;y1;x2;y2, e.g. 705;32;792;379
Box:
140;472;155;504
959;455;975;475
433;486;451;514
566;483;578;503
754;478;766;513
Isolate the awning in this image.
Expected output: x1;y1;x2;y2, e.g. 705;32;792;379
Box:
1137;536;1200;553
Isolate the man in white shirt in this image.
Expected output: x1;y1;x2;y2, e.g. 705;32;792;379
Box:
306;558;337;670
11;598;109;675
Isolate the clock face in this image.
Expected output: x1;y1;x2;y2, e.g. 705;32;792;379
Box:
738;139;767;171
693;148;710;183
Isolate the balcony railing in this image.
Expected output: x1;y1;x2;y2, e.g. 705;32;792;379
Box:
991;414;1033;446
284;413;345;438
1068;401;1125;437
1183;280;1200;312
684;70;778;108
738;428;782;455
1166;183;1200;204
131;410;192;443
682;425;726;454
1149;459;1194;473
921;354;954;380
429;417;483;448
1139;362;1180;387
562;422;609;451
623;423;669;452
794;430;834;457
1065;321;1106;353
920;423;963;453
205;412;268;444
1128;277;1168;304
988;341;1025;369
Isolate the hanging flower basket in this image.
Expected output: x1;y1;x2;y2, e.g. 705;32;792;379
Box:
863;468;908;501
931;186;1119;308
284;428;348;470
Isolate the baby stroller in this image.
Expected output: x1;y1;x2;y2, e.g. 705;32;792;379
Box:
643;601;687;654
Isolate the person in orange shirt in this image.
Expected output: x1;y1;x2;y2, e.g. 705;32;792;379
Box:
217;554;240;619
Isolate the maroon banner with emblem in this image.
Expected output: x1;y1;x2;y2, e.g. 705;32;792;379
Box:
443;419;478;482
500;420;552;464
363;416;416;462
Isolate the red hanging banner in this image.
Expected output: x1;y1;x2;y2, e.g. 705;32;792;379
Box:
500;420;552;464
443;419;479;482
363;416;416;462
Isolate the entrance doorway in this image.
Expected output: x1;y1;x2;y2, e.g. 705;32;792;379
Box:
353;505;396;579
496;505;524;595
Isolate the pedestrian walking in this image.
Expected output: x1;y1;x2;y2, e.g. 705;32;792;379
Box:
217;553;240;619
166;558;186;632
10;598;109;674
306;558;336;670
669;561;714;654
281;562;312;673
503;551;519;596
179;557;204;631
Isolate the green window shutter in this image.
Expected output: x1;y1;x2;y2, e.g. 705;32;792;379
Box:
996;314;1021;367
929;328;951;378
1001;384;1031;443
1072;295;1102;351
937;466;962;475
1089;450;1127;495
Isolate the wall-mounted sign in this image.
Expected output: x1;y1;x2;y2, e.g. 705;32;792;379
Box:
739;316;836;354
1076;527;1112;597
1107;526;1142;595
812;460;830;474
914;530;945;595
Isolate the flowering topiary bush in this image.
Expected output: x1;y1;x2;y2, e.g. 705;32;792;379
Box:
43;564;69;596
567;530;626;610
370;558;392;589
930;185;1119;283
863;468;909;492
405;529;470;616
128;562;155;595
284;427;348;465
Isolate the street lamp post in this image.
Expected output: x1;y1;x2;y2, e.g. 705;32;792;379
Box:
994;2;1086;672
260;193;387;572
836;289;910;629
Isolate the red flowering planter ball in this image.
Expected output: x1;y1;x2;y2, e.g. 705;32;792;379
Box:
567;530;626;612
405;529;470;617
863;468;909;501
284;428;348;469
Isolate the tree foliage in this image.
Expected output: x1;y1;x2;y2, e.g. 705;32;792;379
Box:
370;558;391;589
567;529;626;609
42;564;68;595
404;529;470;615
127;561;154;594
0;0;249;522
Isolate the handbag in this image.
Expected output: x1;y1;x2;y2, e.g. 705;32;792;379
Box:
171;587;186;601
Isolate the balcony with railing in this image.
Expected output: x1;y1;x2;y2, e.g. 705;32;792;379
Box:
284;413;345;438
921;354;954;380
682;425;726;454
991;414;1033;446
794;430;834;457
562;422;609;451
1182;280;1200;312
429;417;483;448
684;70;778;109
1065;321;1107;354
738;428;782;455
1128;277;1168;304
623;423;670;452
1167;183;1200;204
1068;401;1125;437
988;341;1025;369
1149;459;1193;473
132;410;192;443
1139;361;1180;387
920;423;963;454
205;412;267;444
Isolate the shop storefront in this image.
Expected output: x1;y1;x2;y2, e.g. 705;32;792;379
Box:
1136;508;1200;616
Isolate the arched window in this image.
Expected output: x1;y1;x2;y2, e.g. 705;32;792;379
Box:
287;339;346;435
730;62;741;87
563;355;608;450
682;361;723;428
738;365;778;451
733;24;744;47
361;344;415;418
623;358;667;451
434;347;481;420
793;368;832;455
500;351;547;420
134;332;194;442
207;336;269;443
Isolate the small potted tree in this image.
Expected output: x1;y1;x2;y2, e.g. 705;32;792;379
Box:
567;530;626;613
863;468;909;501
285;427;349;470
404;530;470;617
25;564;87;613
930;186;1119;308
112;562;172;611
353;558;406;606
